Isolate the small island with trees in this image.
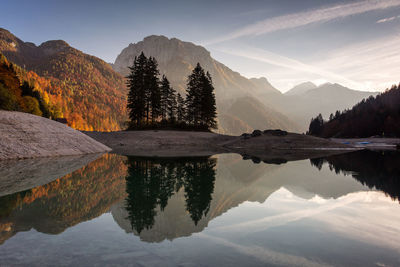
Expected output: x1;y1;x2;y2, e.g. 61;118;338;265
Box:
126;52;217;131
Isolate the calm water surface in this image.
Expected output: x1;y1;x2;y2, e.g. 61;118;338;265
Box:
0;151;400;266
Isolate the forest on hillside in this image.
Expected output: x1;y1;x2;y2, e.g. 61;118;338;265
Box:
0;52;125;130
308;84;400;138
0;53;62;118
34;46;127;130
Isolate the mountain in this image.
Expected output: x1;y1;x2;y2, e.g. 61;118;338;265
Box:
284;81;317;96
308;84;400;138
249;77;282;95
260;82;378;132
0;28;127;131
113;35;298;134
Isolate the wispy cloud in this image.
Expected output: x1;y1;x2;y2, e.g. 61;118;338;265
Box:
205;0;400;45
211;31;400;92
197;232;332;267
376;15;400;23
204;188;400;255
314;33;400;90
213;45;364;89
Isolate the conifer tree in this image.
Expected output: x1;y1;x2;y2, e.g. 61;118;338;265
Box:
201;72;217;129
160;75;170;121
176;93;186;122
308;114;324;135
186;63;205;126
146;56;161;123
185;63;217;129
126;53;147;127
167;88;177;122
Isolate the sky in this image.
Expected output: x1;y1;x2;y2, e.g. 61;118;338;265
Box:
2;0;400;92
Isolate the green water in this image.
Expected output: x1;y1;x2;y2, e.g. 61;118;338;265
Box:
0;150;399;266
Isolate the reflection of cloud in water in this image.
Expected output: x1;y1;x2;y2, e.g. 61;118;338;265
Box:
197;232;332;267
206;188;400;252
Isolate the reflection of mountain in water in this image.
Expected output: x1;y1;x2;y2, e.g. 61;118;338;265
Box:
310;150;400;201
0;154;127;244
112;153;369;243
0;151;376;245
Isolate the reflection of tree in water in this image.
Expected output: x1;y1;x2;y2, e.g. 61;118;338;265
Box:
310;150;400;201
125;157;216;233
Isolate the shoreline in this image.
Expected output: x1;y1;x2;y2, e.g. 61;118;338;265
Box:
84;130;370;162
331;138;400;150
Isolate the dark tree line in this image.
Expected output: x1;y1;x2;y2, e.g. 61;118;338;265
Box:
308;83;400;137
124;156;217;234
126;52;217;131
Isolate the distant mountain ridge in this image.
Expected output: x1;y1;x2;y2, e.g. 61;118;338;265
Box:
260;82;378;131
285;81;317;96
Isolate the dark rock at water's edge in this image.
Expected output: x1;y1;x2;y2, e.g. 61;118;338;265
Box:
264;129;288;136
241;133;251;139
251;130;262;137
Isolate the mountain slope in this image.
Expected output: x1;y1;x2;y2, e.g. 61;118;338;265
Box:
260;82;378;132
223;96;295;135
113;35;298;133
284;81;317;96
0;28;127;131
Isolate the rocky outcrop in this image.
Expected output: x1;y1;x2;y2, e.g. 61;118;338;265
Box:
0;111;111;160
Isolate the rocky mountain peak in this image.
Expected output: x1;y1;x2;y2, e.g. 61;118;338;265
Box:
249;77;281;95
0;28;23;51
114;35;212;76
39;40;71;56
285;81;317;96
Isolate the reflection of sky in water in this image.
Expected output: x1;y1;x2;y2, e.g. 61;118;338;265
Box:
0;153;399;266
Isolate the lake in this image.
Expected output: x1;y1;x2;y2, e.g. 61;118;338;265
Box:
0;150;399;266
